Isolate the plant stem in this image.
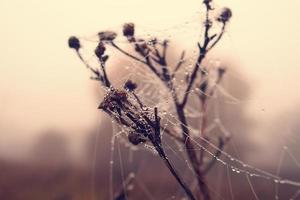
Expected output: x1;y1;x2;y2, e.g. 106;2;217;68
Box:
175;105;211;200
153;140;197;200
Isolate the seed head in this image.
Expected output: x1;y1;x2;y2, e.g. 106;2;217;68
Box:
98;31;117;41
203;0;213;9
203;0;212;4
95;42;106;58
99;88;160;142
124;80;137;92
68;36;80;50
123;23;135;37
135;39;149;55
99;88;128;111
217;7;232;23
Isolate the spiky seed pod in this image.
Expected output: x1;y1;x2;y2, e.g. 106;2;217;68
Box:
99;88;160;142
203;0;213;10
135;39;150;55
98;31;117;41
68;36;80;50
98;88;128;111
124;80;137;92
217;7;232;23
123;23;135;37
95;42;106;58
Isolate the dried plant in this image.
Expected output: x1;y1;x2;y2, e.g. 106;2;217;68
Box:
68;1;232;199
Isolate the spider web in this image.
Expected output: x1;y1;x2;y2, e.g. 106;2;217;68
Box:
76;5;300;200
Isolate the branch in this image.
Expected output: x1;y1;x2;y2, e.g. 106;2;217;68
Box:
75;51;99;77
173;51;186;77
180;2;212;108
180;48;206;108
99;59;111;87
206;22;226;52
110;42;147;65
152;139;197;200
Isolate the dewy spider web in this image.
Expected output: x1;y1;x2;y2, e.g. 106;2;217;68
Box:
72;4;300;200
92;58;300;199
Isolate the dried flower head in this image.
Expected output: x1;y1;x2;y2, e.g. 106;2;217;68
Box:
98;31;117;41
217;7;232;23
135;39;150;55
124;80;137;92
68;36;80;50
95;42;106;58
99;88;160;143
99;88;128;111
203;0;213;9
123;23;135;37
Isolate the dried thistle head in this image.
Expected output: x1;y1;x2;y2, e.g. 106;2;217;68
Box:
99;88;161;145
203;0;213;10
217;7;232;23
124;80;137;92
123;23;135;37
94;42;106;58
68;36;80;51
98;88;128;112
98;31;117;41
135;39;150;55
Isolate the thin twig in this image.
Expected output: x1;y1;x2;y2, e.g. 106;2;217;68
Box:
207;23;226;52
76;51;99;76
173;51;186;76
110;42;147;64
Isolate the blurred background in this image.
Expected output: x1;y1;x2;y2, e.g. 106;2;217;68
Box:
1;0;300;199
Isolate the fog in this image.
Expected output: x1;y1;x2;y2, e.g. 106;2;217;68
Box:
0;0;300;199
